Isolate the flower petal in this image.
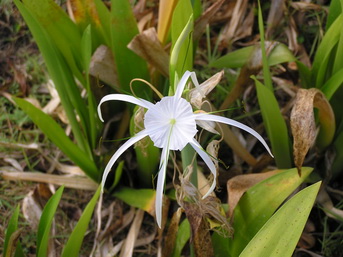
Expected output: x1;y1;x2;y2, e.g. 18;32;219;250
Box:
195;113;274;157
189;138;217;199
155;142;170;228
101;130;148;190
98;94;154;122
174;71;200;98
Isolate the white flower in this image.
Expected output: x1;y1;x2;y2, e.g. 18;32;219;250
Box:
98;71;273;228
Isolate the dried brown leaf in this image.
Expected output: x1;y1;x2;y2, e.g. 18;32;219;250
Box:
89;45;119;87
163;208;183;257
189;70;224;109
227;170;280;219
128;28;170;77
119;209;144;257
0;170;98;190
193;0;225;41
266;0;286;38
183;202;214;257
290;88;335;175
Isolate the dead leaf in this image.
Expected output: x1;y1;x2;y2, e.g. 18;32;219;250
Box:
266;0;286;38
227;170;280;219
290;88;335;175
89;45;119;87
119;209;144;257
189;70;224;109
163;208;183;257
183;201;214;257
128;28;170;77
317;189;343;221
193;0;225;41
0;170;98;190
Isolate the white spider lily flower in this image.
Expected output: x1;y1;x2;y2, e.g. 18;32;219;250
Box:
98;71;273;228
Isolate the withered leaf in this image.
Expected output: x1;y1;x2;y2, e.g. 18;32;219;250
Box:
189;70;224;109
128;28;170;77
183;202;214;257
89;45;119;88
290;88;335;175
163;208;183;257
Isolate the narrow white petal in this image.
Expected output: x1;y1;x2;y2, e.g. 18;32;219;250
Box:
189;138;217;199
175;71;200;98
101;130;148;191
195;113;274;157
97;94;154;122
155;144;170;228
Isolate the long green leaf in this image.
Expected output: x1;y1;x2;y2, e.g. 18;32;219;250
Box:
171;219;191;257
253;77;292;168
4;205;24;257
110;0;150;97
229;167;313;256
257;0;273;91
13;97;98;180
239;182;321;257
21;0;84;84
311;14;342;87
170;0;194;90
37;186;64;257
14;0;92;158
62;186;101;257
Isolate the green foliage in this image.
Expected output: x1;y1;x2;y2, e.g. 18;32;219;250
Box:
37;186;64;257
62;186;101;257
3;205;24;257
240;182;321;257
213;168;317;257
109;0;150;97
12;97;98;181
170;0;194;91
171;219;191;257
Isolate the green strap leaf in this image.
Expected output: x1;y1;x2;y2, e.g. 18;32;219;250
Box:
229;167;313;256
62;186;101;257
253;77;292;168
4;205;24;257
37;186;64;257
239;182;321;257
12;97;98;181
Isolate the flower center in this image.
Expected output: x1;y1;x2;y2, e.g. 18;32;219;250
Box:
144;96;197;151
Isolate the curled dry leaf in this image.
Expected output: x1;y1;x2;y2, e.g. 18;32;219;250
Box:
183;201;214;257
89;45;119;87
290;88;335;175
227;170;280;219
128;27;170;77
189;70;224;109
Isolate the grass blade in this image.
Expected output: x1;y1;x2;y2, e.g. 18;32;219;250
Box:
61;186;101;257
37;186;64;257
